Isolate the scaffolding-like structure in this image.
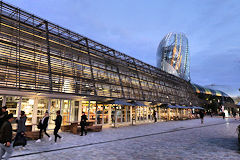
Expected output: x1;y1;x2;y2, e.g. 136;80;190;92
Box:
0;1;199;105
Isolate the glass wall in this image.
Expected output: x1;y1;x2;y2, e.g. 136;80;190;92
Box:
137;106;147;121
82;101;96;122
37;99;48;123
21;97;34;125
96;105;103;124
103;105;109;124
160;108;168;120
126;106;131;122
116;106;122;123
61;100;71;126
6;96;20;118
71;101;79;122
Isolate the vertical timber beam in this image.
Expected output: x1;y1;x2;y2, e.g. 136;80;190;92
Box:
85;38;97;96
132;59;144;101
17;9;21;89
112;51;125;99
45;21;53;92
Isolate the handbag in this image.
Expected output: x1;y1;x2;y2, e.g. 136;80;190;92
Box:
37;121;42;129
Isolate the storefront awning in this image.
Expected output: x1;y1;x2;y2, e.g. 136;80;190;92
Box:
166;105;195;109
131;101;146;106
108;100;132;106
177;106;189;109
167;105;177;109
192;106;204;110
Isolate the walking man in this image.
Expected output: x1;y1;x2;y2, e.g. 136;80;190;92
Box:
199;110;204;124
0;106;8;128
0;113;14;160
36;111;51;142
80;112;88;136
153;110;157;123
53;110;62;143
222;111;225;119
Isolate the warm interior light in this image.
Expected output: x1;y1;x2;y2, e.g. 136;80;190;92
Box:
29;99;34;105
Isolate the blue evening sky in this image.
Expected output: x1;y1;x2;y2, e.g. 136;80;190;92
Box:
5;0;240;96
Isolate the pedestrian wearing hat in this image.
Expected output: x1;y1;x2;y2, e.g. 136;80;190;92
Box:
0;113;14;160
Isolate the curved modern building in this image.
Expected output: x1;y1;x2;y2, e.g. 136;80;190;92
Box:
157;33;190;81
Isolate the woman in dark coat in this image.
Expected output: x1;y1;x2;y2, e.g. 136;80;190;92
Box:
36;111;51;142
16;111;27;134
14;111;27;147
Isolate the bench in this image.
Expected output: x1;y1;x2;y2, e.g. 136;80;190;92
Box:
61;125;71;132
67;121;102;134
12;125;41;140
76;125;102;133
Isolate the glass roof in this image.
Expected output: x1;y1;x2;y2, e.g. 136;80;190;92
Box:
192;84;229;97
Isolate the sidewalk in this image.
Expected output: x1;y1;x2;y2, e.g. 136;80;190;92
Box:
11;117;239;158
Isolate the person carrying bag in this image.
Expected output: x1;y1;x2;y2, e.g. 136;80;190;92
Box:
13;111;27;148
36;111;52;142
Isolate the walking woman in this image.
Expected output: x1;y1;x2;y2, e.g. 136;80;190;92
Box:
53;110;62;143
13;111;27;148
36;111;51;142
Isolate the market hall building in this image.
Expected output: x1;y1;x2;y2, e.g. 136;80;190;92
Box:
0;2;200;130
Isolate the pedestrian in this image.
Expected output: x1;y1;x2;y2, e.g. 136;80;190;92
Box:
233;111;236;120
222;111;225;119
0;113;14;160
53;110;62;143
0;106;8;128
199;110;204;124
97;109;101;124
36;111;51;142
153;110;157;123
210;111;213;117
13;111;27;148
80;112;88;136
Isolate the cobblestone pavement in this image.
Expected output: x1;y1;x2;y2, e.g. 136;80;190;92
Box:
10;117;240;160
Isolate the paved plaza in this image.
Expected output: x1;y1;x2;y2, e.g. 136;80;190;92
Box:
10;117;240;160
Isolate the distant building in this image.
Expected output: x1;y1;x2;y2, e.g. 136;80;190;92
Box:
157;33;190;81
157;32;235;114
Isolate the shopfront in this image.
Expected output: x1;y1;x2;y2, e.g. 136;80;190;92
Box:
0;92;196;131
0;94;78;130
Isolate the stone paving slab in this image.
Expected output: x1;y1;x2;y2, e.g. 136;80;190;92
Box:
9;117;240;159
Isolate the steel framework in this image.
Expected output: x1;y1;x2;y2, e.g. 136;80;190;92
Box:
0;1;199;105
